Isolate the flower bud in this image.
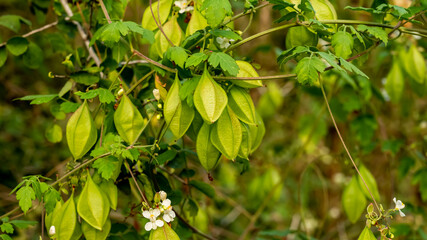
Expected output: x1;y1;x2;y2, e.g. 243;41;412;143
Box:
117;88;124;96
159;191;167;201
153;89;161;101
49;226;56;236
154;192;161;203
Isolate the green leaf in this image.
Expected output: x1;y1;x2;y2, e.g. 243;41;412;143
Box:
8;220;37;229
211;29;242;40
18;94;57;105
179;77;198;107
331;31;354;59
114;94;147;145
342;176;366;223
357;227;376;240
82;218;111;240
149;224;180;240
122;21;155;44
196;123;221;171
0;223;13;234
357;165;381;201
43;188;61;214
201;0;232;27
60;102;81;113
186;8;208;36
385;62;404;103
23;42;43;69
100;180;118;210
186;52;208;68
6;37;29;56
76;88;115;104
227;87;256;125
357;25;388;45
210;107;242;160
66;101;98;159
166;47;188;68
189;180;215;198
70;71;100;85
156;149;178;165
317;51;345;72
339;58;369;79
286;26;318;49
93;156;121;181
0;47;8;67
77;174;110;231
208;52;239;76
0;234;13;240
164;76;194;139
45;124;63;143
0;15;31;33
294;56;325;85
231;60;263;88
141;0;173;31
16;185;35;214
75;90;99;100
194;68;228;123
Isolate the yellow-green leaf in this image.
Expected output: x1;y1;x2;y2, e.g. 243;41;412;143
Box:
286;26;318;49
194;68;228;123
357;165;381;202
141;0;173;31
196;123;221;171
66;101;97;159
154;16;183;56
77;174;110;231
53;193;77;240
186;7;208;36
114;94;147;145
164;76;194;139
45;200;63;232
357;227;376;240
82;218;111;240
231;61;263;88
210;107;242;160
342;176;366;223
100;180;118;210
46;124;63;143
228;87;256;125
148;224;180;240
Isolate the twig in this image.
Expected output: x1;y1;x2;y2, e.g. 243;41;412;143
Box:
59;0;101;66
175;211;218;240
98;0;112;24
133;50;177;73
126;70;156;95
124;160;150;205
0;21;58;48
149;0;174;46
319;78;380;213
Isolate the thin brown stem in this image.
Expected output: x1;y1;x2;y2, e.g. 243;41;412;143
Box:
98;0;112;24
124;160;150;205
126;70;156;95
0;21;59;47
149;0;174;46
175;211;218;240
133;50;177;73
319;78;380;213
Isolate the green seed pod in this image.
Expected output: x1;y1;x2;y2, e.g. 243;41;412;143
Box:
99;180;118;211
210;107;242;160
196;123;221;171
114;94;147;145
141;0;173;31
285;26;318;49
45;200;63;233
249;111;265;153
66;101;97;159
77;173;110;231
82;218;111;240
238;123;252;159
194;67;228;123
164;75;195;139
186;7;208;36
402;45;426;84
53;192;78;240
385;62;404;103
231;61;263;88
228;86;256;125
154;16;183;56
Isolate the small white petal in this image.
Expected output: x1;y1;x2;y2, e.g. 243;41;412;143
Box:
145;222;153;231
174;1;183;8
143;210;151;219
169;210;176;218
162;199;171;208
216;37;224;44
153;208;161;217
163;214;171;222
156;220;164;227
185;6;194;11
393;197;397;204
224;42;230;48
49;226;56;235
399;210;405;217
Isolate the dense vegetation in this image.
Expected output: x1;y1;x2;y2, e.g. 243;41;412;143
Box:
0;0;426;239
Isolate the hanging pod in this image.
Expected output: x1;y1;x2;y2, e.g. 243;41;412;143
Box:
114;94;147;145
77;173;110;231
210;107;242;160
196;123;221;171
249;111;265;153
385;62;404;103
45;200;63;234
402;45;426;84
82;218;111;240
164;75;195;139
52;192;82;240
231;61;263;88
238;123;252;159
186;7;208;36
194;67;228;123
154;16;183;56
285;26;318;49
149;224;180;240
99;180;118;210
141;0;174;31
66;100;97;159
227;86;256;125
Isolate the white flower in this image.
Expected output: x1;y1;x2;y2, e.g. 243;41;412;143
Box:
174;0;194;14
159;191;167;201
393;197;406;217
161;199;176;223
153;89;160;101
143;208;164;231
49;226;56;236
216;37;235;49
